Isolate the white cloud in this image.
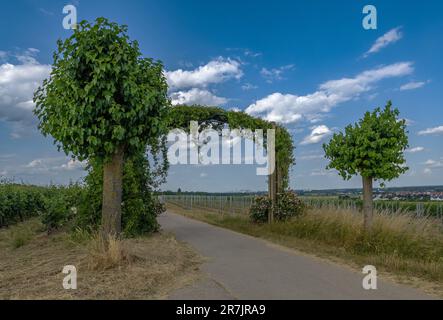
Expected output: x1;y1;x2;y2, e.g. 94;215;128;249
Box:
365;27;403;57
246;62;413;124
166;57;242;90
226;48;262;58
400;81;427;91
26;159;44;168
300;125;332;145
170;88;227;106
23;157;87;173
0;50;51;137
244;49;262;58
260;64;294;83
199;172;208;178
424;168;432;174
60;159;87;171
418;126;443;136
424;159;443;168
241;83;258;91
15;48;40;65
405;146;425;153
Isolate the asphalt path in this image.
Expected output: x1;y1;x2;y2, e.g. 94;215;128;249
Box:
160;211;434;300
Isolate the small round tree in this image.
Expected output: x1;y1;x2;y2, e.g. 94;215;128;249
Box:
34;18;170;237
323;101;409;231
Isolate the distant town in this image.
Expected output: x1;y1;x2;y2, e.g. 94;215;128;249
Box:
161;185;443;201
298;185;443;201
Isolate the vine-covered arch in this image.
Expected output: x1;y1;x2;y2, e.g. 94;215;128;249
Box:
167;105;295;193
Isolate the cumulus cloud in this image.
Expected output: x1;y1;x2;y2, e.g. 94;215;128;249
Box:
60;159;88;171
400;81;427;91
418;126;443;136
365;27;403;57
405;147;425;153
300;125;332;145
1;156;87;183
260;64;294;83
246;62;413;124
170;88;228;106
0;50;51;137
24;157;87;173
165;57;242;90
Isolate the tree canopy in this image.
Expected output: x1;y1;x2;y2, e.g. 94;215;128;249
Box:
33;18;170;162
323;101;409;183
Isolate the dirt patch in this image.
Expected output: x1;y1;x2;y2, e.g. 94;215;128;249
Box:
0;219;202;299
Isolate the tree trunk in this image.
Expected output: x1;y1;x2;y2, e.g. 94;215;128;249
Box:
362;176;373;231
101;146;124;238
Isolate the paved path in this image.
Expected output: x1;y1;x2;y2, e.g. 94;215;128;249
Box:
160;211;434;300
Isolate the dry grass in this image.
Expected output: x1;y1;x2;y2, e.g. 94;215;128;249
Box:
167;203;443;297
87;235;134;271
0;218;202;299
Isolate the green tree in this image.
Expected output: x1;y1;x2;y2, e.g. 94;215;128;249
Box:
323;101;409;231
34;18;170;237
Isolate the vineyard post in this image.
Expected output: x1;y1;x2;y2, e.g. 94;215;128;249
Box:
268;122;277;223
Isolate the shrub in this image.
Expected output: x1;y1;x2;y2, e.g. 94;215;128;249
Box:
249;196;272;223
250;191;305;223
40;184;84;233
275;190;305;221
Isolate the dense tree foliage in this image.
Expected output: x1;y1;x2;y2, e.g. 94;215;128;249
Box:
323;101;409;230
33;18;170;236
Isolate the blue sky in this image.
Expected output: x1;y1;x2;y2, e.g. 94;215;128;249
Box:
0;0;442;191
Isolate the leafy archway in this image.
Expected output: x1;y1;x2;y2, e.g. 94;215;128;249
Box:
167;105;295;193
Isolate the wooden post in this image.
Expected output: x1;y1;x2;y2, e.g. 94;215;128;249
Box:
268;122;277;223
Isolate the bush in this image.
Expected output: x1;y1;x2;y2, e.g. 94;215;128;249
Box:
250;190;305;223
40;184;83;233
249;196;272;223
275;191;305;221
77;153;165;236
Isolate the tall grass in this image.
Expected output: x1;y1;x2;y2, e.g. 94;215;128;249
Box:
276;208;443;263
87;235;134;270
